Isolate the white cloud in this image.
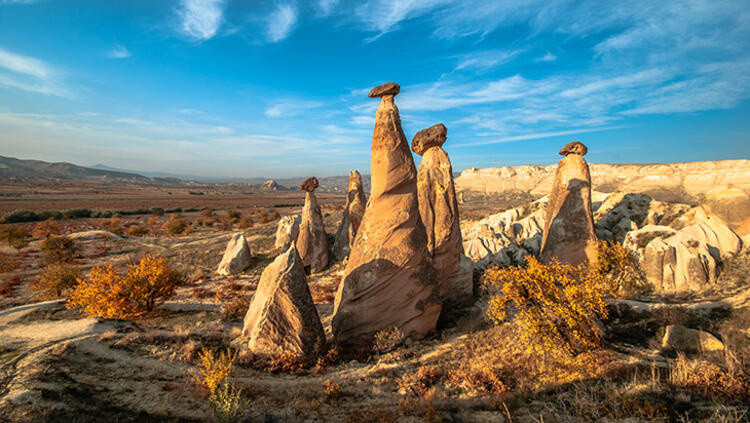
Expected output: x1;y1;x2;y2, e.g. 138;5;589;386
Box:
106;44;131;59
455;49;523;71
265;100;323;118
536;51;556;62
0;46;67;96
318;0;339;16
266;3;297;43
457;126;625;147
0;0;40;4
177;0;226;41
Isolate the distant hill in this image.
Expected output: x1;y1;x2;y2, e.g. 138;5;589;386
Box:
0;155;189;185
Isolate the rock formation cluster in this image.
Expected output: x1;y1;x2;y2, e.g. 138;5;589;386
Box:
412;123;472;305
295;176;329;273
332;82;441;348
242;245;325;359
540;141;599;267
333;170;366;260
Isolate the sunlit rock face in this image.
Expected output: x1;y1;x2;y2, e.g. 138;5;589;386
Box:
296;177;329;273
216;233;252;276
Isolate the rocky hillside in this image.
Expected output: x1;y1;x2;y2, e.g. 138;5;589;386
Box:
456;159;750;203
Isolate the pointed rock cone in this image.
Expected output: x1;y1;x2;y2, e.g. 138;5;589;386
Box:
412;124;473;305
242;245;326;359
295;177;329;273
216;233;252;275
332;82;441;348
333;170;367;260
540;141;599;267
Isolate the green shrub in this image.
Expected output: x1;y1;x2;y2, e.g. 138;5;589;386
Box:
168;219;189;235
151;207;165;216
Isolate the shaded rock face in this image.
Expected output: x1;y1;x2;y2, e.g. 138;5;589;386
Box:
275;214;300;249
333;170;367;260
332;83;440;348
413;124;472;305
296;180;328;273
701;186;750;231
216;233;252;275
242;246;325;359
624;225;719;293
540;142;598;267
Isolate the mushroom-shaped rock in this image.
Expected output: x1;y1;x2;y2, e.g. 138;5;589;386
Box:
413;124;472;305
216;233;252;276
296;178;329;273
299;176;319;192
333;170;367;261
411;123;447;156
368;82;400;98
242;246;325;359
275;214;301;249
540;141;598;267
332;83;440;348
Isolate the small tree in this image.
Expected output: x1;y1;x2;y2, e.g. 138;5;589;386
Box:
40;236;78;262
482;256;609;356
1;226;29;250
32;219;62;238
597;240;650;297
67;254;184;318
30;263;80;298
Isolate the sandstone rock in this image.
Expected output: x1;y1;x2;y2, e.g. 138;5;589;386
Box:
624;226;718;293
368;82;400;97
333;170;367;260
455;159;750;202
661;325;724;353
674;207;742;259
701;186;750;230
299;176;319;192
275;214;300;249
540;141;598;267
216;233;252;275
413;123;471;305
332;83;440;348
242;246;325;359
262;179;279;191
296;179;328;273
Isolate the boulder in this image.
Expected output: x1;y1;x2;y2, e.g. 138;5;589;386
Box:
624;226;719;293
216;233;252;276
674;207;742;260
661;325;724;353
333;170;367;260
413;123;472;305
242;246;325;359
275;214;300;249
296;177;329;273
540;141;599;267
332;82;440;348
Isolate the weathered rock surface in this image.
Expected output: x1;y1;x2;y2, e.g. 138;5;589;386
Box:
540;141;598;267
333;170;367;260
701;186;750;231
594;192;691;242
624;225;719;293
661;325;724;353
455;159;750;203
675;207;742;260
275;214;301;249
333;83;440;348
242;246;325;359
296;179;329;273
413;123;472;304
216;233;252;275
262;179;279;191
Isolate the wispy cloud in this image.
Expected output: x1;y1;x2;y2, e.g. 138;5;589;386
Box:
265;99;323;118
536;51;556;62
454;49;523;72
0;46;67;96
317;0;339;16
457;126;626;147
0;0;41;4
176;0;226;41
106;44;131;59
266;3;298;43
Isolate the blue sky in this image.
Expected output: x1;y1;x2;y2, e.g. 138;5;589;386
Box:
0;0;748;178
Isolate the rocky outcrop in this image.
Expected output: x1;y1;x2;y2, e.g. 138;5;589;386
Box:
413;123;472;304
594;193;691;242
216;233;252;275
295;177;329;273
624;225;719;293
701;186;750;230
332;82;440;348
455;159;750;203
333;170;367;260
275;214;301;250
242;246;325;359
661;325;724;353
262;180;279;191
674;207;742;260
540;141;598;267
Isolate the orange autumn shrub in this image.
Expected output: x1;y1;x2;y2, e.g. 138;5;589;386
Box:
597;240;650;297
482;256;609;356
68;255;184;318
32;219;62;238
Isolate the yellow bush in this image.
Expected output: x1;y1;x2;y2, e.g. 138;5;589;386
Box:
482;256;609;356
32;219;61;238
1;226;28;250
67;255;183;318
30;263;80;298
597;240;650;297
670;354;749;400
194;347;237;394
40;236;78;263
